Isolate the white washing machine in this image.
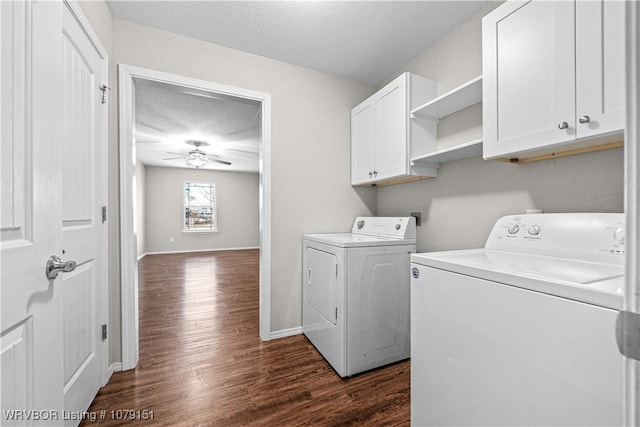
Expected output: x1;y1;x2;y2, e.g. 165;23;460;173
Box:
410;213;625;427
303;216;416;377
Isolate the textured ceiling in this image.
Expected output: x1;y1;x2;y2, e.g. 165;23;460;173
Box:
111;1;491;172
134;78;261;172
107;1;490;86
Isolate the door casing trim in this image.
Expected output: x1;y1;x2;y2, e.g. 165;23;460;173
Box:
118;64;272;370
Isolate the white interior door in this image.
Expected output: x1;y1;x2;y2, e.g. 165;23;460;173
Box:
60;2;108;421
1;0;65;424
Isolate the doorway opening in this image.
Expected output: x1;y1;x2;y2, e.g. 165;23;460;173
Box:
118;65;272;370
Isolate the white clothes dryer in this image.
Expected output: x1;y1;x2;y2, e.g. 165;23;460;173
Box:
303;216;416;377
410;213;625;426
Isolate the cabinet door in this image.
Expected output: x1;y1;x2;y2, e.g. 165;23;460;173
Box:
375;75;408;180
351;100;375;185
483;1;576;159
575;0;625;139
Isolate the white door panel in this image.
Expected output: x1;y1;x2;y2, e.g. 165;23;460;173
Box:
61;2;107;422
1;0;65;422
1;2;107;424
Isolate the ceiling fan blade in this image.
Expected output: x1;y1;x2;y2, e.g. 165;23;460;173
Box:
166;152;187;156
162;157;186;160
226;148;258;155
136;121;169;134
210;159;232;165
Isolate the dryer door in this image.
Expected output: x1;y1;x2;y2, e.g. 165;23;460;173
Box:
305;247;338;325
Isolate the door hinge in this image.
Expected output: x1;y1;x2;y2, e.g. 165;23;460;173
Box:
102;206;107;223
102;324;108;341
335;307;338;320
99;84;111;104
616;311;640;361
336;264;338;277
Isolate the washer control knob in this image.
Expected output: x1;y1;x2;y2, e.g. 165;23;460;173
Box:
411;267;420;279
613;226;625;244
528;225;541;236
357;220;365;230
507;224;520;235
395;224;401;230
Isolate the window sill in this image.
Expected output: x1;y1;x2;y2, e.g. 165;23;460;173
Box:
183;230;219;234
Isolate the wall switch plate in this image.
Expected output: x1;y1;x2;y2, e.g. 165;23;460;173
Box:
410;212;422;226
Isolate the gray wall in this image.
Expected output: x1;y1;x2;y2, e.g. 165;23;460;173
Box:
144;166;260;253
111;21;377;335
377;3;624;252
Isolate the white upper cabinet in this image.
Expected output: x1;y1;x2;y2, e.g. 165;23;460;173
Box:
482;0;624;160
575;0;625;139
351;73;438;186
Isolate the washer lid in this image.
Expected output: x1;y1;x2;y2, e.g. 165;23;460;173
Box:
304;233;415;248
411;249;624;309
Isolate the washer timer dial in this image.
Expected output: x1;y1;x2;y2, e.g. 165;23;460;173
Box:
507;224;520;235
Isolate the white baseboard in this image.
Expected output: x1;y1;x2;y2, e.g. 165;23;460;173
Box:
145;246;259;256
103;362;122;386
270;326;302;340
137;253;146;261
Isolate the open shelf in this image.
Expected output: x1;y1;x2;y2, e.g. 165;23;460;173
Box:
411;139;483;165
411;76;482;121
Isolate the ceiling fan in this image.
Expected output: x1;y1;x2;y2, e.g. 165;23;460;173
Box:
163;140;231;168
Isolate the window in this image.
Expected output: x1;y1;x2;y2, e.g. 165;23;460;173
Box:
184;182;217;232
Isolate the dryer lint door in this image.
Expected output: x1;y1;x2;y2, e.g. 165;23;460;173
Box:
305;247;338;325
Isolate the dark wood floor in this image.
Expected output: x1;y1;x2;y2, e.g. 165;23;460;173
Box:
85;250;410;426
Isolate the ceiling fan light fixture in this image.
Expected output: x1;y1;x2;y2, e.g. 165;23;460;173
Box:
187;155;207;168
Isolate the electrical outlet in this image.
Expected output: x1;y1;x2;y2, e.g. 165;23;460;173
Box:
410;212;422;227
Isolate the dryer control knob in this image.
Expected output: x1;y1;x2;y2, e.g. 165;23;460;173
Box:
528;225;541;236
357;220;365;229
508;224;520;235
613;226;625;244
395;224;401;230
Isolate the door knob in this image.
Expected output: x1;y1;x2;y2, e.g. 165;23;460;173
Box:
558;121;569;130
578;115;591;124
46;255;77;279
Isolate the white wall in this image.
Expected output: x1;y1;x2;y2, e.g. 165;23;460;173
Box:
144;166;259;253
377;3;624;252
135;160;146;258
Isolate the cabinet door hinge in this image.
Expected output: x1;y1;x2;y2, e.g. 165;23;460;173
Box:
335;307;338;320
102;206;107;223
616;311;640;361
102;324;108;341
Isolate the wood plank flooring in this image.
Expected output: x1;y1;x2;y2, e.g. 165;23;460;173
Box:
85;250;410;426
